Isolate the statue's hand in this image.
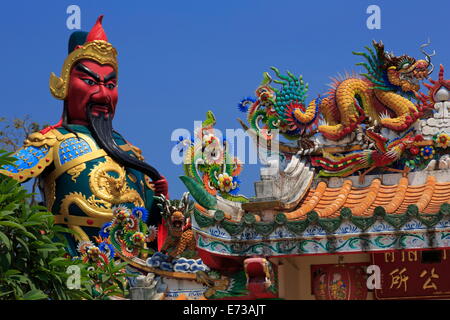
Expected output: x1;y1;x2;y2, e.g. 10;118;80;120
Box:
153;176;169;199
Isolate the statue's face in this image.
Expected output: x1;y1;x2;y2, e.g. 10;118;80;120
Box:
66;59;118;125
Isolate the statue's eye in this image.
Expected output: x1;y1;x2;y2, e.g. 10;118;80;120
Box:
401;63;410;69
106;83;116;90
82;78;96;86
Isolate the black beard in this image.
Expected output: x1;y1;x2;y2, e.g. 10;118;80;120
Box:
87;104;162;181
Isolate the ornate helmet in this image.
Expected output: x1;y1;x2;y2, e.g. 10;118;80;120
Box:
49;15;118;100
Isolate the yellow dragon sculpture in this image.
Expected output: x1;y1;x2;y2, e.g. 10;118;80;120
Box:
239;40;434;142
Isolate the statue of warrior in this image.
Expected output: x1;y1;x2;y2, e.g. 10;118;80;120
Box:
0;16;169;255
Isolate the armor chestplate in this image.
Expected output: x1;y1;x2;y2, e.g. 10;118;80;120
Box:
0;125;156;247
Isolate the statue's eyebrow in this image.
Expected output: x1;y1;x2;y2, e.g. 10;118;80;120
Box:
75;63;101;82
104;71;117;83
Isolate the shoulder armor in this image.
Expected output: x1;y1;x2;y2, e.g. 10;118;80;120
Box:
24;130;60;148
50;131;106;180
56;135;95;165
0;129;61;182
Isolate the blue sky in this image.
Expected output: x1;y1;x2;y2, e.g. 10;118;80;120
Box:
0;0;449;198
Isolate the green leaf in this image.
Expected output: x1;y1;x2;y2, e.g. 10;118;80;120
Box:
0;230;11;249
0;252;11;270
101;274;111;283
34;272;50;283
52;225;72;234
21;289;48;300
21;230;37;241
16;237;30;255
28;212;53;222
10;274;32;284
111;262;128;272
0;221;26;231
30;205;51;213
5;269;21;276
37;247;59;253
0;290;13;298
0;209;16;219
22;221;45;227
71;290;94;300
48;257;68;266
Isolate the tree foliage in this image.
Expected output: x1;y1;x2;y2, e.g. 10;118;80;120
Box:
0;151;132;300
0;115;47;152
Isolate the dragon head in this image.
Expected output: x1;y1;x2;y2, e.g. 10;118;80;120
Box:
169;211;186;235
394;133;424;152
374;40;433;92
256;85;275;103
401;135;418;149
156;192;193;237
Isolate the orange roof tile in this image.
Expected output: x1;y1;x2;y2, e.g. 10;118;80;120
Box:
286;175;449;219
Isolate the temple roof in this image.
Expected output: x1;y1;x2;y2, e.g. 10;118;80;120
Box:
190;172;450;257
285;175;448;220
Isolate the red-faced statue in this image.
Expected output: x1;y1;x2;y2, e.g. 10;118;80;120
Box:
66;60;118;125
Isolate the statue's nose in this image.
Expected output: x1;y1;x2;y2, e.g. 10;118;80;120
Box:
91;83;110;104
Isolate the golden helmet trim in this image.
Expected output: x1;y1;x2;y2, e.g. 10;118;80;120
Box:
49;40;118;100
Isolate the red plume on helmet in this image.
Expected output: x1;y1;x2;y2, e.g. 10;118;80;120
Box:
85;15;108;43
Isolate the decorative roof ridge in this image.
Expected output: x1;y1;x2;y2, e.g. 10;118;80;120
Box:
319;170;450;189
193;200;450;238
192;174;450;232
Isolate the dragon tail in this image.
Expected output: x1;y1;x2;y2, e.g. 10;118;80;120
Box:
289;99;318;124
311;152;366;172
316;164;365;178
